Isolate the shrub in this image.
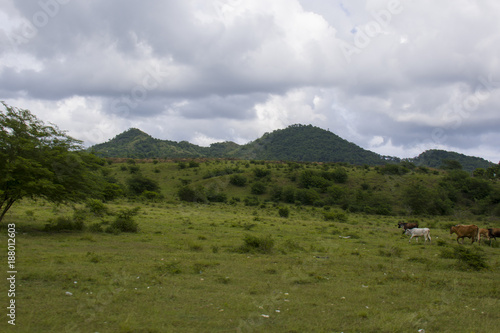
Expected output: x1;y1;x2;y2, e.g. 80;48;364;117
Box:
251;182;267;195
331;167;348;183
278;207;290;218
111;207;140;233
207;192;227;203
112;217;138;233
229;174;247;187
238;235;275;254
323;210;348;222
454;247;489;271
253;168;271;178
178;186;206;203
45;216;84;232
244;196;260;206
127;174;160;196
141;190;164;202
189;160;200;168
295;188;320;205
440;246;489;271
102;182;124;201
86;199;108;216
281;186;296;203
88;222;103;233
128;165;140;174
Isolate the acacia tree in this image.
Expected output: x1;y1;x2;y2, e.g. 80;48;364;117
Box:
0;102;104;223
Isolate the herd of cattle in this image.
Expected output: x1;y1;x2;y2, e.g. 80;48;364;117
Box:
397;222;500;245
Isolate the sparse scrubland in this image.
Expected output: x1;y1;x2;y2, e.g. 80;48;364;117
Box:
1;159;499;332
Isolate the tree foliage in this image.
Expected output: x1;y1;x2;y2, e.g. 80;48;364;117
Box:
0;102;104;222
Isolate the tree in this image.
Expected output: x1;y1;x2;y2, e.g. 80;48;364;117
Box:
0;102;104;223
403;181;432;215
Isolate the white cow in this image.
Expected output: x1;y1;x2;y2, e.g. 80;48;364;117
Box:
404;228;431;244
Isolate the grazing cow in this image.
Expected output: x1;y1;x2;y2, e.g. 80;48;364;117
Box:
404;228;431;244
398;222;419;234
488;228;500;242
478;228;490;245
450;225;479;244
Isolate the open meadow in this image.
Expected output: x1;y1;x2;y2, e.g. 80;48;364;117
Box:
1;159;499;332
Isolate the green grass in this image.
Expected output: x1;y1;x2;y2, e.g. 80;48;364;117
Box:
1;159;499;332
1;199;499;333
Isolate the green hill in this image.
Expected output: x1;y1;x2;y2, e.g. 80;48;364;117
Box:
90;128;209;158
89;125;494;171
232;124;385;164
90;124;387;164
410;149;494;172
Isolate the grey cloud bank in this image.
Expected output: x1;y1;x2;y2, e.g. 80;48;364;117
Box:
1;0;499;162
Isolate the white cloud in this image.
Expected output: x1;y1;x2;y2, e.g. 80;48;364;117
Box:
1;0;499;161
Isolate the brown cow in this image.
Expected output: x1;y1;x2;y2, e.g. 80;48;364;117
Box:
478;228;490;245
398;222;419;234
450;225;479;244
488;228;500;241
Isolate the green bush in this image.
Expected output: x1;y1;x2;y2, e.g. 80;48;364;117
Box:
251;181;267;195
281;186;296;203
238;235;275;254
454;247;489;271
112;217;138;233
253;168;271;178
111;207;140;233
244;196;260;206
86;199;108;216
178;186;206;203
323;209;348;222
88;222;103;233
295;188;320;205
102;182;124;201
45;216;84;232
440;246;489;271
141;190;164;202
127;174;160;196
229;174;247;187
278;207;290;218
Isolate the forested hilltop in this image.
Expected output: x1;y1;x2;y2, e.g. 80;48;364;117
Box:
409;149;495;172
89;124;495;171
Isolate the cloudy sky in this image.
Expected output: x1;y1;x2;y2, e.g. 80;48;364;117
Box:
1;0;499;162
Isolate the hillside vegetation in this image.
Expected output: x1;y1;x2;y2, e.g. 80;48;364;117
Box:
96;158;500;218
90;124;495;172
2;158;500;332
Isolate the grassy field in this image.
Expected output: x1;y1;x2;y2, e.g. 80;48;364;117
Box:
1;160;499;332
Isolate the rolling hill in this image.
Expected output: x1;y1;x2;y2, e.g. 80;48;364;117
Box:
409;149;494;171
89;124;495;171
